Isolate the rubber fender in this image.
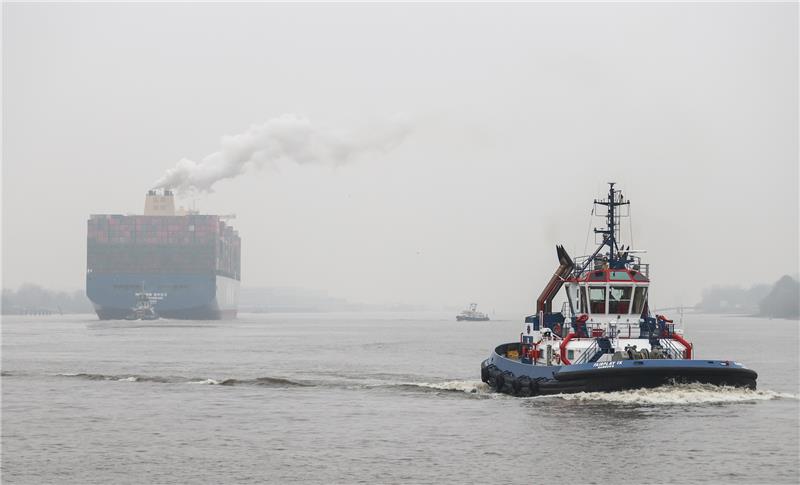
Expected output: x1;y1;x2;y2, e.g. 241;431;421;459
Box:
512;377;522;395
530;379;540;396
494;371;505;392
481;364;490;383
499;372;514;394
516;376;532;397
487;365;499;387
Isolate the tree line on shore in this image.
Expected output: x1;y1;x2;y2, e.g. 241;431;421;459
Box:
1;284;93;315
695;275;799;319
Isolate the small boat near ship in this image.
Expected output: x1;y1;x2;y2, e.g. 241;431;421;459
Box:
125;290;159;321
457;303;490;321
481;183;757;396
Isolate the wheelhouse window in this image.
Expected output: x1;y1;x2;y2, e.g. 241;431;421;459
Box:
589;271;606;282
610;271;631;281
588;286;606;314
632;287;648;315
609;286;632;314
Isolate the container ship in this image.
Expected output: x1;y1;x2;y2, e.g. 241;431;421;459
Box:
86;190;240;320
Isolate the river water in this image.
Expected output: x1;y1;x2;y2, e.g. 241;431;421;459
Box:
2;313;798;484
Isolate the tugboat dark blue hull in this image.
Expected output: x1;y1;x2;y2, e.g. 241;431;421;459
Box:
481;343;757;396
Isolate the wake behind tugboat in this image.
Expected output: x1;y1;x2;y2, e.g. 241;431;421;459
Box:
481;183;758;396
47;372;790;404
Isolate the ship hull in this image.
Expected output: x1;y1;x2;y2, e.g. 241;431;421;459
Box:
481;343;757;396
456;316;490;321
87;272;239;320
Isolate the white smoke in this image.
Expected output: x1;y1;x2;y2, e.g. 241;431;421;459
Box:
153;114;412;193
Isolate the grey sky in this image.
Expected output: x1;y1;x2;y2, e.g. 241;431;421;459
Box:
3;2;798;314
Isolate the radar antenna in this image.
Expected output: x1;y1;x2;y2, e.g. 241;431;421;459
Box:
574;182;632;274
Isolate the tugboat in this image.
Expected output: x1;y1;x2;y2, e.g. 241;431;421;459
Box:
125;289;159;321
481;183;757;396
457;303;490;321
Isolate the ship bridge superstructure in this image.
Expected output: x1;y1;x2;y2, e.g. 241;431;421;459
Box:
521;183;691;367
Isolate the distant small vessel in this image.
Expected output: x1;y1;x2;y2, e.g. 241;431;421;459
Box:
125;290;159;321
481;183;757;396
457;303;490;321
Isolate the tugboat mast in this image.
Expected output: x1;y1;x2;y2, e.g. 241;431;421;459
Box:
576;182;631;274
594;182;629;265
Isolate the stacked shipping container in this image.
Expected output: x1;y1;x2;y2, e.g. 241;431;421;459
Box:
87;214;241;279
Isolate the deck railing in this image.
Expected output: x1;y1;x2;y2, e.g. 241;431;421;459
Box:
659;338;686;360
573;339;600;365
572;255;650;279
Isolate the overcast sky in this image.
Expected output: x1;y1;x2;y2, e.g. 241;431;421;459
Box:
3;3;798;314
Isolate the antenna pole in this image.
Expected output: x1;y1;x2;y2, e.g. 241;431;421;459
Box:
608;182;616;257
592;182;630;268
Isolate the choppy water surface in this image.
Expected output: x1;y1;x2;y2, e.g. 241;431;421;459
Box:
2;313;798;484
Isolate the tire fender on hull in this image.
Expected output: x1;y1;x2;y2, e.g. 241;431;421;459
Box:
514;376;532;397
497;371;514;394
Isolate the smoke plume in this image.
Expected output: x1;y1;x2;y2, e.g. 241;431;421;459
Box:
153;114;411;193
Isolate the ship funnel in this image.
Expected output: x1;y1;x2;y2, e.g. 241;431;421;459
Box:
144;188;176;216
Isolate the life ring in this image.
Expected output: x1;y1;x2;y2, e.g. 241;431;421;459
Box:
574;314;590;337
553;323;562;336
